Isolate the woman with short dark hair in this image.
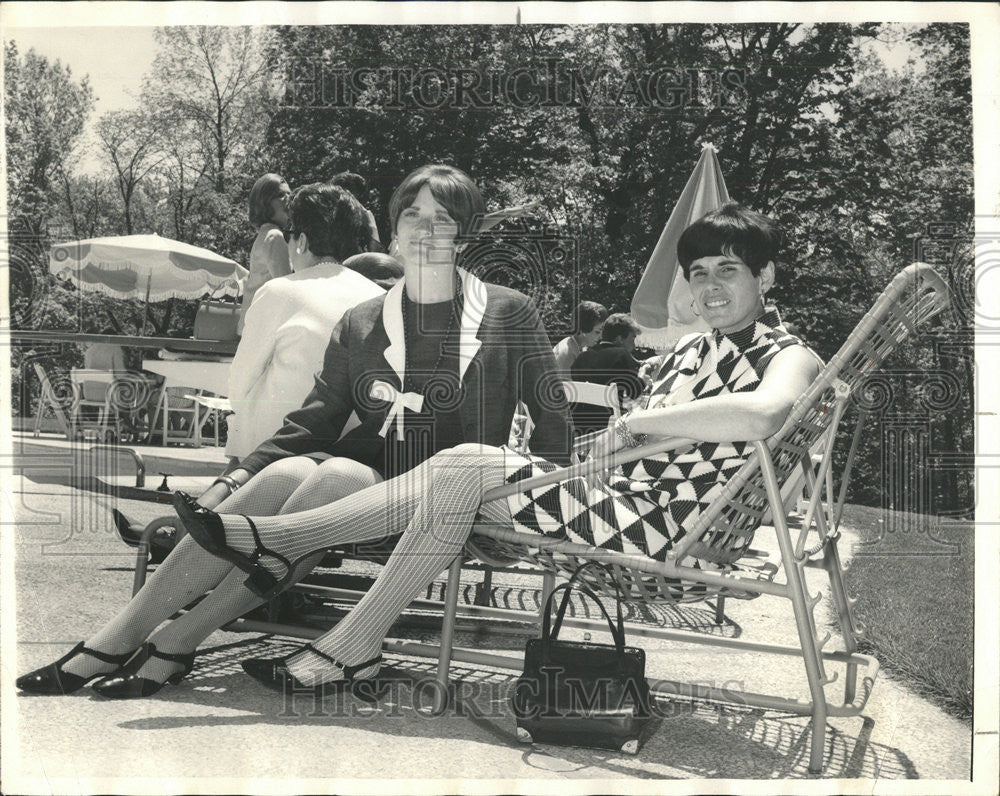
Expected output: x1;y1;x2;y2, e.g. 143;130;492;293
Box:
225;183;385;460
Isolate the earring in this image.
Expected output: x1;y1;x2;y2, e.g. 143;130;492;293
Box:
690;299;701;318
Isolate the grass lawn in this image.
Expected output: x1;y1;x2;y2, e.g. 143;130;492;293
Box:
836;504;974;719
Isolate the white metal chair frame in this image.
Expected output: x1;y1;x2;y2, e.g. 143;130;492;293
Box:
68;369;120;438
32;362;72;437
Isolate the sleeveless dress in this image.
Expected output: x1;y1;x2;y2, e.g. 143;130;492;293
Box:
502;307;808;562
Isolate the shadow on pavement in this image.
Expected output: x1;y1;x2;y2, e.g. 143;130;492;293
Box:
106;636;916;780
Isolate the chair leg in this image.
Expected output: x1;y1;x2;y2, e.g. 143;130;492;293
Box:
714;596;726;624
475;565;494;607
785;560;830;774
757;441;829;774
823;536;860;705
540;570;556;620
433;555;464;714
33;397;44;436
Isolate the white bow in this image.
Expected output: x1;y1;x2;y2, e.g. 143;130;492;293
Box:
371;379;424;437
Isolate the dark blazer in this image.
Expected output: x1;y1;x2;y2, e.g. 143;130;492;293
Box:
240;269;573;477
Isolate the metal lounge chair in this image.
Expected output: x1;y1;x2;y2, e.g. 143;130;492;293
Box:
412;261;950;772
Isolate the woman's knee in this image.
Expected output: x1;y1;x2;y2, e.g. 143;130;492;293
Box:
313;456;381;481
432;443;496;462
281;456;381;512
246;456;319;487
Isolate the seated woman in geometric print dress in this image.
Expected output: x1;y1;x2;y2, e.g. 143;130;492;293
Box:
165;201;823;694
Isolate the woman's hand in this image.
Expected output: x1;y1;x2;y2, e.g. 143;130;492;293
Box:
582;425;627;490
587;425;625;463
196;468;251;510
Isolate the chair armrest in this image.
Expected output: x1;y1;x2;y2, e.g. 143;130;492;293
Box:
483;436;695;503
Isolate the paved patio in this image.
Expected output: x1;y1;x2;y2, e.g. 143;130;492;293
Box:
3;453;977;793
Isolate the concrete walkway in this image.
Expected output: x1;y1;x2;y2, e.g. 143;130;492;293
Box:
3;474;975;793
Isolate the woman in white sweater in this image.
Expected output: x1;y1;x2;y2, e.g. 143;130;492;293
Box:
224;183;385;459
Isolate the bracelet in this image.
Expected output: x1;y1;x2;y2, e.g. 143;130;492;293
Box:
212;474;243;495
614;416;648;448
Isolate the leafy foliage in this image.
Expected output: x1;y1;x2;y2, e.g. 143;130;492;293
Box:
6;24;973;514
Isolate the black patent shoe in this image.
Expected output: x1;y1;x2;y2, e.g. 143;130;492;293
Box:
241;645;386;703
16;642;135;695
91;643;195;699
173;492;293;599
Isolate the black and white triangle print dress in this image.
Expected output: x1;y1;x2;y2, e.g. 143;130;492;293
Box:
502;307;807;562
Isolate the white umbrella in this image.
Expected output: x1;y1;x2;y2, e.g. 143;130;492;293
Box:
49;234;247;301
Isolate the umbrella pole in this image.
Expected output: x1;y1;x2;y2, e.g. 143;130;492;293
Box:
139;271;153;337
141;273;152;337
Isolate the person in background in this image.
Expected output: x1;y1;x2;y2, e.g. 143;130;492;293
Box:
225;183;386;462
82;325;128;374
341;252;405;290
569;312;645;434
328;171;385;253
238;174;293;335
552;300;608;374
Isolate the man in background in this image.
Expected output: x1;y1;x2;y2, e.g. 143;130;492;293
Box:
327;171;385;253
569;312;644;435
552;300;608;374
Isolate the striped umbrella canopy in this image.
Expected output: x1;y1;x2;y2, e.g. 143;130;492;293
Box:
49;234;248;301
631;143;730;349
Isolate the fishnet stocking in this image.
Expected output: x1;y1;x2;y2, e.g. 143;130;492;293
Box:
137;459;381;682
62;457;319;679
209;444;512;686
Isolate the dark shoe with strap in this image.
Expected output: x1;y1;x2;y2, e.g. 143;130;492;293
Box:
91;643;195;699
173;491;293;599
241;645;386;703
16;642;135;695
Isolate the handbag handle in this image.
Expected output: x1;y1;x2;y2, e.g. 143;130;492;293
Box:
552;563;625;643
540;564;626;659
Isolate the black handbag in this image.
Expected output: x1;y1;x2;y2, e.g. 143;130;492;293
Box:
510;563;655;754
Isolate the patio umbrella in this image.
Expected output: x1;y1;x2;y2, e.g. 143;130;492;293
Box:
630;143;730;348
49;234;247;301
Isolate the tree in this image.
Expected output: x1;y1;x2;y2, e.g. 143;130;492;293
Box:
5;41;95;338
96;110;163;234
142;27;274;194
4;42;94;238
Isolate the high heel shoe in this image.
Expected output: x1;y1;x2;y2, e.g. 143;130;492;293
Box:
91;642;195;699
173;491;293;599
16;642;136;695
241;645;386;703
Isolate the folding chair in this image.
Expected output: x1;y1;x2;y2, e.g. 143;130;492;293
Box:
185;394;232;448
125;263;949;774
32;363;72;438
150;387;203;446
563;378;624;440
69;369;119;440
